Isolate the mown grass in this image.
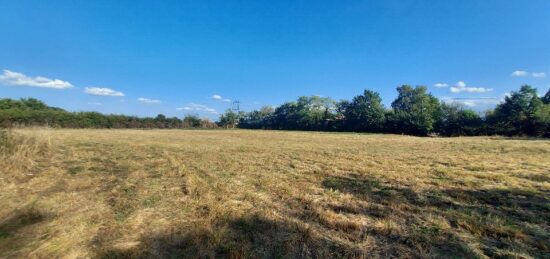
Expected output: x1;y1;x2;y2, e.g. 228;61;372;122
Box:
0;129;549;258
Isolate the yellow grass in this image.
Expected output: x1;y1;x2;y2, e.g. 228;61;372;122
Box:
1;129;549;258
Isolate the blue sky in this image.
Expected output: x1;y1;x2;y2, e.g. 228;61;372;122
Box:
1;0;549;119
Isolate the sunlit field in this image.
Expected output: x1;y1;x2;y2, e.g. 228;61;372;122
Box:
1;129;549;258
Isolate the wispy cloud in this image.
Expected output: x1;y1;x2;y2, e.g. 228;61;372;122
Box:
87;102;102;105
177;103;218;114
441;97;500;107
0;69;73;89
137;97;160;104
212;94;231;102
532;72;546;78
511;70;529;77
84;87;124;97
434;83;448;88
511;70;547;78
450;81;493;93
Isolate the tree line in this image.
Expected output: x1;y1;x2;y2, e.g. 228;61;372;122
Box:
1;84;549;136
0;98;217;129
227;85;550;137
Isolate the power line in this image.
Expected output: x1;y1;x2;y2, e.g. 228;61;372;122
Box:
232;100;240;113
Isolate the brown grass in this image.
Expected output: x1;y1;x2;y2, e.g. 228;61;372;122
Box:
0;129;549;258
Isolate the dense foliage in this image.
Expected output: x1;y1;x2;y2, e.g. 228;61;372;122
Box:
234;85;550;137
486;86;548;136
2;85;549;136
0;98;216;129
340;90;386;132
386;85;441;135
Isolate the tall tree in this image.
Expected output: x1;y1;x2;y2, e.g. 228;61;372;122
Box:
488;85;543;135
342;89;386;132
388;85;441;135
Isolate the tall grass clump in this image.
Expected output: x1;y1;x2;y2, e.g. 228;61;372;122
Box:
0;129;51;181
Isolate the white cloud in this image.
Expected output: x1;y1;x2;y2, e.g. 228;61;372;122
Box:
0;69;73;89
511;70;546;78
177;103;218;114
87;102;102;105
84;87;124;97
532;72;546;78
137;97;160;104
511;70;529;77
212;94;231;102
441;97;500;107
455;81;466;88
450;81;493;93
434;83;448;88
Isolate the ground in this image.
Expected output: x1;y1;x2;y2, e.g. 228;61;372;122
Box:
0;129;549;258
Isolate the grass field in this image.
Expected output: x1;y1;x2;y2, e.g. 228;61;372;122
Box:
0;129;549;258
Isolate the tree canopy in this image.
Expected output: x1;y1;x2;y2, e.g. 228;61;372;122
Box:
238;85;549;137
387;85;441;135
2;85;549;137
0;98;215;129
340;89;386;132
487;85;545;136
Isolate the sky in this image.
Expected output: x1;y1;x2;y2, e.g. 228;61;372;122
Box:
1;0;549;119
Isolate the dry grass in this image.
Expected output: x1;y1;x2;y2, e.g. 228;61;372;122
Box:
1;129;549;258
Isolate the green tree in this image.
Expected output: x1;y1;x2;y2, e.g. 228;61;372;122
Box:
271;96;336;131
295;96;336;130
542;88;550;104
341;89;386;132
488;85;543;136
183;115;202;128
155;114;167;128
239;106;274;129
218;109;240;128
272;102;300;130
436;103;484;136
388;85;441;135
0;98;63;111
533;104;550;137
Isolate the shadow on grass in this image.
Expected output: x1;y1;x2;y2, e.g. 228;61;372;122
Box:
443;188;550;224
322;175;423;205
440;188;550;257
321;174;550;258
0;206;46;239
0;206;49;258
96;214;361;259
